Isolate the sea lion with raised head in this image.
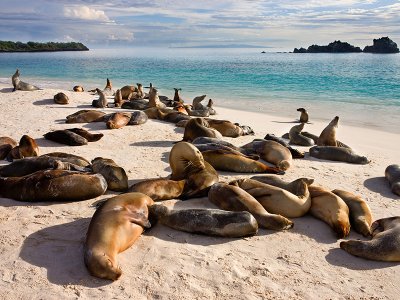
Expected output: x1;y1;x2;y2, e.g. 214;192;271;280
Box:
209;182;293;230
44;130;88;146
7;135;39;161
132;83;145;99
114;89;124;107
297;108;309;123
308;185;351;238
182;118;222;142
91;157;128;192
92;89;108;108
150;204;259;237
66;110;106;123
317;116;350;148
206;99;216;115
0;169;107;202
129;178;185;201
102;78;115;96
148;87;166;109
309;146;369;164
84;192;154;280
332;189;373;237
0;137;17;160
11;69;40;91
66;128;104;142
73;86;84;92
105;112;131;129
264;134;305;158
173;88;184;103
289;123;314;146
385;164;400;196
192;95;207;110
340;216;400;262
53;92;69;105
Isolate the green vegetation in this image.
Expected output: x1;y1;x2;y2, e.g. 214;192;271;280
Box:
0;41;89;52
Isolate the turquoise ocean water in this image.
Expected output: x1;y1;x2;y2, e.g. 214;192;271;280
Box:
0;48;399;133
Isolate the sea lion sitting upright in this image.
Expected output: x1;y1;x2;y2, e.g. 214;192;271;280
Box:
192;95;207;110
132;83;145;99
7;135;39;161
91;157;128;192
11;69;40;91
182;118;222;142
289;123;314;146
113;89;124;107
150;204;259;237
173;88;184;103
206;99;216;115
385;164;400;196
66;110;106;123
0;137;18;160
317;116;350;148
73;86;84;92
148;87;166;109
53;92;69;105
309;146;369;165
340;216;400;262
84;192;154;280
92;89;108;108
102;78;115;96
297;108;309;123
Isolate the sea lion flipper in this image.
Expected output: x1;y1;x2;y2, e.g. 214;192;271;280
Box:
129;212;151;228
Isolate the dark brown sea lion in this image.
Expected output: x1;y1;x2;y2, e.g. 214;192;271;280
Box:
106;112;131;129
66;110;106;123
208;182;293;230
129;111;148;125
309;146;369;164
173;88;184;103
44;130;88;146
156;109;191;124
84;192;154;280
44;152;91;167
289;123;314;146
114;89;124;107
92;89;108;108
340;216;400;262
182;118;222;142
129;178;185;201
11;69;40;91
53;92;69;105
385;164;400;196
66;128;104;142
0;137;18;160
73;86;84;92
7;135;39;161
150;204;258;237
332;189;373;237
297;108;309;123
308;185;351;238
317;116;350;148
102;78;114;96
264;134;304;158
121;99;149;110
91;157;128;192
192;137;251;156
0;169;107;202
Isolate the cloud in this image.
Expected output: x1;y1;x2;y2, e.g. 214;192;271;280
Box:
64;5;112;22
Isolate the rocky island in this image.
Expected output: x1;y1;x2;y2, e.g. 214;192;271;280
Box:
0;41;89;52
363;37;399;53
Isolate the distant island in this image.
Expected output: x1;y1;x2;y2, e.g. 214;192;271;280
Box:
0;41;89;52
293;37;399;54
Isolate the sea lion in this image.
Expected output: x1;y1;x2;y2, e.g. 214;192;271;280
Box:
231;178;311;218
120;84;137;99
182;118;222;142
128;111;148;125
0;137;18;160
206;99;216;115
66;128;104;142
11;69;40;91
129;178;185;201
121;100;149;110
385;164;400;196
309;146;369;164
173;88;184;103
169;142;219;199
132;83;145;99
208;183;293;230
250;140;293;171
92;89;108;108
0;169;107;202
184;105;210;117
114;89;124;107
156;109;191;124
66;110;106;123
150;204;259;237
102;78;115;96
148;87;166;109
250;175;314;194
297;108;309;123
204;119;250;138
7;135;39;161
106;112;131;129
192;95;207;110
264;134;304;159
192;137;251;156
317;116;350;148
73;86;84;92
173;103;189;115
84;193;154;280
44;152;91;167
340;216;400;262
44;130;88;146
91;157;128;192
332;189;373;237
289;123;314;146
308;185;351;238
194;143;259;160
144;107;173;119
53;92;69;105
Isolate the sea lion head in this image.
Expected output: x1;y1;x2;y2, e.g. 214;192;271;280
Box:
84;250;122;281
297;108;306;112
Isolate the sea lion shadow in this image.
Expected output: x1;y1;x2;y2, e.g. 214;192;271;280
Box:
173;127;184;134
325;248;398;270
77;104;96;109
0;197;60;207
291;216;342;244
81;122;107;131
130;141;173;148
33;98;54;105
271;120;313;124
34;137;69;148
364;177;399;200
0;87;14;93
19;218;110;287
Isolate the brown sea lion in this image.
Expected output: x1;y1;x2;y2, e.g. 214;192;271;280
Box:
208;182;293;230
308;185;351;238
332;189;373;237
250;140;292;171
114;89;124;107
173;88;184;103
44;130;88;146
204;119;246;138
194;143;259;160
132;83;145;99
264;134;305;159
91;157;128;192
148;87;166;109
385;164;400;196
84;193;154;280
129;111;148;125
192;137;252;156
192;95;207;110
73;85;84;92
297;108;308;123
11;69;40;91
66;110;106;123
53;92;69;105
157;109;191;124
120;84;137;100
0;137;18;160
66;128;104;142
250;175;314;193
102;78;115;96
150;204;259;237
44;152;91;167
309;146;369;165
340;216;400;262
231;178;311;218
317;116;350;148
7;135;39;161
129;178;185;201
121;99;149;110
92;89;108;108
0;169;107;202
289;123;314;146
182;118;222;142
106;112;131;129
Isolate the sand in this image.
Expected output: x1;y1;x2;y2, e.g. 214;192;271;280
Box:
0;83;399;300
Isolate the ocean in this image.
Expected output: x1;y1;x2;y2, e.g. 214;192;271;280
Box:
0;48;399;133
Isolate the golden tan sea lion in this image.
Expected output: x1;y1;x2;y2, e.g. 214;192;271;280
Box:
92;89;108;108
340;216;400;262
182;118;222;142
316;116;349;148
91;157;128;192
129;178;185;201
113;89;124;107
53;92;69;105
251;140;293;171
150;204;259;237
385;164;400;196
120;84;137;99
208;182;293;230
11;69;40;91
263;134;305;158
0;137;18;160
156;109;191;124
105;112;131;129
148;87;166;109
297;108;309;123
66;110;106;123
7;135;39;161
84;193;154;280
308;185;351;238
73;85;84;92
203;119;246;138
332;189;373;237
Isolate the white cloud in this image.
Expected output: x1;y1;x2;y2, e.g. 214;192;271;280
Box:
64;5;112;22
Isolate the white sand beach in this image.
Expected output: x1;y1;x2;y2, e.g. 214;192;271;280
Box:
0;83;399;299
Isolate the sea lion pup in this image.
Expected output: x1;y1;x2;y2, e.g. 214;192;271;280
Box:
132;83;145;100
332;189;373;237
230;178;311;218
317;116;350;148
91;88;108;108
11;69;40;91
73;85;84;92
44;130;88;146
113;89;124;107
309;146;370;165
264;134;304;158
156;109;191;124
209;183;293;230
182;118;222;142
289;123;314;146
340;217;400;262
0;137;18;160
66;128;104;142
53;92;69;105
129;178;185;201
169;142;219;199
91;157;128;192
173;88;184;103
84;193;154;280
148;87;166;109
129;111;148;125
7;135;39;161
0;169;107;202
66;110;106;123
297;108;309;123
385;164;400;196
308;185;351;238
150;204;258;237
44;152;91;167
105;112;131;129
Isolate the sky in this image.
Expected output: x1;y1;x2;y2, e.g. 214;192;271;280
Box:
0;0;399;50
